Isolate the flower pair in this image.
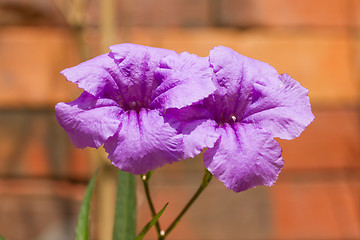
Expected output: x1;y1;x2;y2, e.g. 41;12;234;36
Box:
55;44;314;192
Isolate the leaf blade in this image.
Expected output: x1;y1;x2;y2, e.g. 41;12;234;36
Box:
135;202;169;240
112;170;137;240
75;169;98;240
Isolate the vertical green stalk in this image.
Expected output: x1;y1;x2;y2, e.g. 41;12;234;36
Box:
140;171;163;237
112;170;137;240
141;169;212;240
160;169;212;239
75;169;99;240
136;203;168;240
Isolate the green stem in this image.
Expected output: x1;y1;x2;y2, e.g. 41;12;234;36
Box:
161;169;212;240
140;171;162;237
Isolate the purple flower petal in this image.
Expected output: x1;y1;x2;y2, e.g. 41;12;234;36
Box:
205;46;279;123
62;44;178;109
242;73;315;139
150;52;216;110
103;108;184;174
61;54;120;99
55;92;123;148
206;46;314;140
203;123;284;192
109;43;177;108
164;105;220;159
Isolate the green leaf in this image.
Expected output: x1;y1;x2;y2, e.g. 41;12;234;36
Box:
75;169;98;240
0;234;6;240
112;170;137;240
135;203;169;240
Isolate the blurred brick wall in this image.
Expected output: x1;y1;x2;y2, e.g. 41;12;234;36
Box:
0;0;359;240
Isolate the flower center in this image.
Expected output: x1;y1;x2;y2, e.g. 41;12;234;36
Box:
212;112;238;126
123;100;143;112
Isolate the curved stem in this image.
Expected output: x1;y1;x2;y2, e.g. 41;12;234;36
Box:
161;169;212;239
140;171;162;237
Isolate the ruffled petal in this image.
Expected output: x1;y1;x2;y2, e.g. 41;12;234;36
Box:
55;92;123;148
242;73;315;139
203;123;284;192
205;46;279;122
61;54;120;99
62;43;177;110
164;105;220;159
150;52;216;110
103;109;183;175
109;43;177;108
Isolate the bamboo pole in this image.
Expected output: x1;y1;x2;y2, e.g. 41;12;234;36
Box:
96;0;118;239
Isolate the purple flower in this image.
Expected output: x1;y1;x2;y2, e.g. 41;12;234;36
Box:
55;43;216;174
166;46;315;192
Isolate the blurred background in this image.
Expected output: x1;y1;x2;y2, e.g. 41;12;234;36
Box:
0;0;359;239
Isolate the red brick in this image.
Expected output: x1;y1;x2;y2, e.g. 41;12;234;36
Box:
120;0;209;27
0;179;85;200
66;148;94;180
0;179;86;240
157;28;359;106
0;111;91;179
22;133;52;177
354;33;360;81
0;27;81;107
352;0;360;27
220;0;350;27
0;0;65;26
136;158;360;240
271;180;360;239
278;109;360;170
1;27;357;107
136;159;273;240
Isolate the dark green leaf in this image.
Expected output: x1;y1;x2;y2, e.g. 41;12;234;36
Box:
112;170;137;240
75;169;98;240
135;203;169;240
